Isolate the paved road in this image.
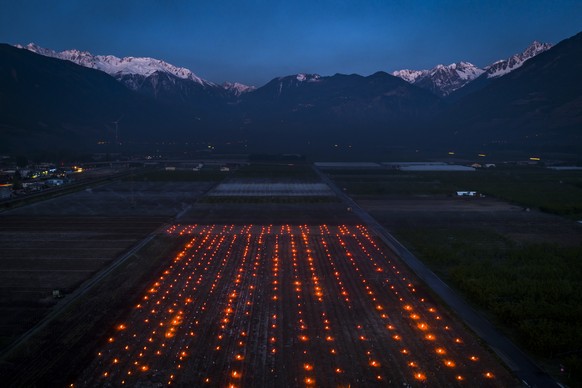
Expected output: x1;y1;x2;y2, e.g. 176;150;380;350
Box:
314;166;558;388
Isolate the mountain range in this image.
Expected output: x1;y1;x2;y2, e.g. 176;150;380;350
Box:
17;40;552;101
15;43;255;109
391;41;553;97
1;33;581;157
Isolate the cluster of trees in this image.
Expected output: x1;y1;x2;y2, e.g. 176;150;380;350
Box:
398;228;582;384
448;243;582;355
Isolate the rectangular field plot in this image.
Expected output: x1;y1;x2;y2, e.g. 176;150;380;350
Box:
5;182;214;217
0;216;165;348
207;181;334;197
77;224;514;387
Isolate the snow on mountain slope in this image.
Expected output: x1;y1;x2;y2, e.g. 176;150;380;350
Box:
393;62;484;96
391;69;428;83
438;62;484;80
16;43;216;87
485;41;553;78
295;73;321;82
262;74;322;96
222;82;256;96
16;40;552;100
392;41;552;96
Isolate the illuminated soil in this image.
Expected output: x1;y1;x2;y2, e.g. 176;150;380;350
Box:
76;224;515;387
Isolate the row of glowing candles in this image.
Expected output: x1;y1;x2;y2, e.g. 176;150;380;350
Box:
80;224;496;386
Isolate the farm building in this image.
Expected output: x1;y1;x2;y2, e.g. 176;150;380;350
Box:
456;191;478;197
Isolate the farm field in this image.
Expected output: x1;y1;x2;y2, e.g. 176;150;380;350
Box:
330;165;582;219
208;181;334;197
0;180;216;352
5;181;215;217
1;164;542;386
76;224;514;386
356;196;582;246
0;216;165;350
326;167;582;384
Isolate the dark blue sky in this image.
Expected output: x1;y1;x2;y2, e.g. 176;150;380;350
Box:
2;0;580;86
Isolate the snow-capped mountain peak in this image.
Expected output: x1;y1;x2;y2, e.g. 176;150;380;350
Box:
15;42;55;57
16;43;215;87
296;73;321;82
391;69;428;83
485;41;553;78
391;41;552;96
429;62;484;80
392;61;484;96
522;41;553;58
222;82;256;96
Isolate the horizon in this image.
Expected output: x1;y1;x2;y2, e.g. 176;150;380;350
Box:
8;35;571;89
1;0;580;86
